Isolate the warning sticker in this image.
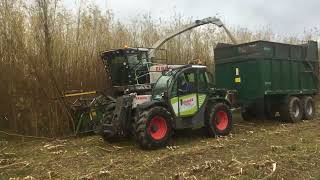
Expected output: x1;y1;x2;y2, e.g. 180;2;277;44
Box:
235;77;241;83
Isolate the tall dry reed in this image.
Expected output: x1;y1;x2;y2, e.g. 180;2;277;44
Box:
0;0;318;136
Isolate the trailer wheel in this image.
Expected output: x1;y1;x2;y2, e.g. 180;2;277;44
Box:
302;96;315;120
135;106;173;149
206;103;232;137
281;96;302;123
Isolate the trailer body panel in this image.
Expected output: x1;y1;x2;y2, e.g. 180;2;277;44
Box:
215;40;319;111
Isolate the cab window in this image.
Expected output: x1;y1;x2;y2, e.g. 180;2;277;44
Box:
177;71;196;95
198;70;209;91
170;80;177;98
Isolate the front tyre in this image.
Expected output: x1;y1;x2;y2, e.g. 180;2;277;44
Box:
135;106;173;149
206;103;232;137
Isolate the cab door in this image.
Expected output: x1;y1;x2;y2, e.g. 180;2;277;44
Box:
169;68;199;117
197;69;209;109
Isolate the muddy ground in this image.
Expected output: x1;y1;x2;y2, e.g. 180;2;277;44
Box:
1;111;320;179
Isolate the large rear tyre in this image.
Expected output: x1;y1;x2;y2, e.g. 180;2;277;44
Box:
206;103;232;137
280;96;302;123
302;96;315;120
135;106;173;149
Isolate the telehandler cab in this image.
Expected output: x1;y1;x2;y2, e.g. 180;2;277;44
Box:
128;65;233;149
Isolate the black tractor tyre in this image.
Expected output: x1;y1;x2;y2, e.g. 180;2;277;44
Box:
95;102;116;134
280;96;303;123
135;106;173;149
206;103;232;137
100;102;119;143
302;96;315;120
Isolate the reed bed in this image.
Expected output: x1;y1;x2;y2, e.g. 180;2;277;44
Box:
0;0;318;136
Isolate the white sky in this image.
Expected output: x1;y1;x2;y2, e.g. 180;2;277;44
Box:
64;0;320;37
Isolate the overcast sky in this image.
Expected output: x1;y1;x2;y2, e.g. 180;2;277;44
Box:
65;0;320;37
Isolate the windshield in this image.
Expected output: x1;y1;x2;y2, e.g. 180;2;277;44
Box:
106;55;128;86
127;54;139;65
127;52;148;66
152;75;172;100
111;55;126;64
102;50;150;86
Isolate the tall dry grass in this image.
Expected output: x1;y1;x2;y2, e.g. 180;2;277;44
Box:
0;0;319;137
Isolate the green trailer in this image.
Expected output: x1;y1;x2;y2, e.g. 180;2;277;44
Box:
214;40;319;122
